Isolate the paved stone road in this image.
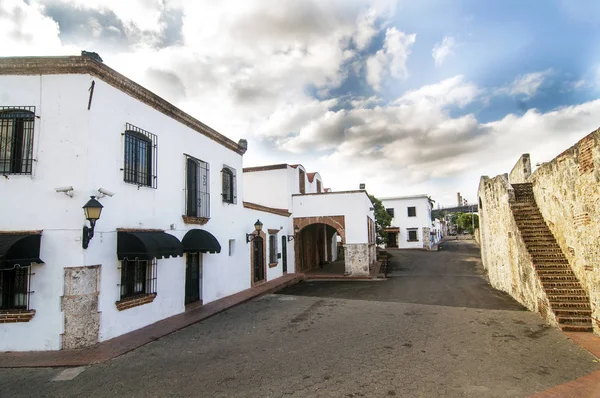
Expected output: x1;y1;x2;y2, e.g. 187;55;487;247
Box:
0;240;598;397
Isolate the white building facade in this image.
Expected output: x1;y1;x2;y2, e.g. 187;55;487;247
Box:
0;55;293;351
244;164;376;276
380;195;439;250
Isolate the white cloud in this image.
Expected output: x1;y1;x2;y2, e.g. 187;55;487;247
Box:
432;36;456;67
498;69;553;98
366;27;416;90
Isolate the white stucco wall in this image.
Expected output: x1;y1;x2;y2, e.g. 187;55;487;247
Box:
243;210;295;281
381;196;432;249
243;168;289;210
0;74;250;349
292;192;374;243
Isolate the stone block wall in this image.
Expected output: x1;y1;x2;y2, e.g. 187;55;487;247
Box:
345;244;370;276
478;174;557;326
61;265;101;349
529;128;600;333
509;153;532;184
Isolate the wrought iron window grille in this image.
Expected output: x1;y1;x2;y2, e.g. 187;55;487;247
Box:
0;106;36;176
122;123;158;189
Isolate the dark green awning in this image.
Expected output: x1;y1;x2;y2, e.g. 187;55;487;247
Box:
182;229;221;254
0;233;43;269
117;231;183;260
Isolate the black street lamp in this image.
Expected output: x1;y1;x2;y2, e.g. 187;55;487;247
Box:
246;219;263;243
82;196;103;249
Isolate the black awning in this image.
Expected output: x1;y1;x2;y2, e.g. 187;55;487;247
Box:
182;229;221;254
0;233;43;270
117;231;184;260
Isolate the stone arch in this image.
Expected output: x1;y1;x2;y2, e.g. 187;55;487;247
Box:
293;216;345;273
294;216;345;243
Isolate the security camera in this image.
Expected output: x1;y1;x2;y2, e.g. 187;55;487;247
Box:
97;188;115;198
55;186;74;197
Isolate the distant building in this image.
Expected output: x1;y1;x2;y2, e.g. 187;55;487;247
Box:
380;195;440;250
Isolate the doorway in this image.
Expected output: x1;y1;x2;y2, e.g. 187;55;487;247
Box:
185;253;202;304
387;232;398;248
253;235;265;283
281;236;288;273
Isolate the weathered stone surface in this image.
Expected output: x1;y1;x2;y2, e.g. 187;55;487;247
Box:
423;227;431;249
62;266;100;349
478;174;557;327
530;128;600;334
509;153;531;184
345;244;370;276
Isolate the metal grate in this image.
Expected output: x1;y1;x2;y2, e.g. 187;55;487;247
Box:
0;267;31;310
221;167;234;203
0;106;35;175
123;123;157;188
186;156;210;218
269;234;277;264
119;258;157;299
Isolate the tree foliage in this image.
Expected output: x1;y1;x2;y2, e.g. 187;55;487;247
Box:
369;194;392;245
453;212;479;234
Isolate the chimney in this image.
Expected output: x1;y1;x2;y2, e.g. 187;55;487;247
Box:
457;192;462;207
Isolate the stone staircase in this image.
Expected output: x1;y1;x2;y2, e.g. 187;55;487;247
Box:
511;183;593;332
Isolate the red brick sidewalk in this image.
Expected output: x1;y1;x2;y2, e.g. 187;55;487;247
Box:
0;274;304;368
529;332;600;397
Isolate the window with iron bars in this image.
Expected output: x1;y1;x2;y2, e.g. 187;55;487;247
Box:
119;258;157;299
123;123;157;188
0;267;32;310
0;106;35;175
269;234;278;264
221;166;236;204
186;156;210;218
407;229;419;242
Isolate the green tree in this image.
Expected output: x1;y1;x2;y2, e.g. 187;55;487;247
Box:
456;213;479;234
369;194;392;245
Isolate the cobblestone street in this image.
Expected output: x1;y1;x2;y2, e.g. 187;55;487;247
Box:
0;240;598;397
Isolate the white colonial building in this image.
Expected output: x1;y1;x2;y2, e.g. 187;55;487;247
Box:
243;164;376;276
380;195;440;250
0;55;294;351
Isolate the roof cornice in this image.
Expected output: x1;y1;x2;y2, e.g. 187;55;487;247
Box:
0;56;246;155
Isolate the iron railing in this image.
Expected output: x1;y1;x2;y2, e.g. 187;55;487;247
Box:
0;267;31;310
123;123;158;188
0;106;35;175
119;259;157;299
186;156;210;218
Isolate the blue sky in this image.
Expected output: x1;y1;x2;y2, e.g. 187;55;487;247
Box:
1;0;599;206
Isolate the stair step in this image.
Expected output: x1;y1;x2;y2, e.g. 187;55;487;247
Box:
547;293;588;301
528;247;562;252
551;301;591;309
554;309;592;317
535;264;571;270
543;284;583;291
534;258;570;263
540;274;578;280
557;316;592;325
560;325;594;332
537;269;576;275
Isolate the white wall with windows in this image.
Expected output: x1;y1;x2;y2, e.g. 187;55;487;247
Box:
0;70;251;350
381;195;433;249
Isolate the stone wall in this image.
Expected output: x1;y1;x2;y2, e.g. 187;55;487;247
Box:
61;265;101;349
529;128;600;333
509;154;532;184
422;227;431;249
478;173;557;326
345;244;370;276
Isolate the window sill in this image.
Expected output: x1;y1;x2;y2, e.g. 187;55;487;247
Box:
269;262;278;268
0;309;36;323
116;293;156;311
407;240;419;242
182;215;210;225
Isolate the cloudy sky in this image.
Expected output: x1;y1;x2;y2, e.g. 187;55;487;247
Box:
2;0;600;206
